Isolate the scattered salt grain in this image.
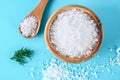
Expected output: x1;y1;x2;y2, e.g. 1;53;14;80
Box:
96;55;100;58
28;57;119;80
106;67;111;72
92;72;98;78
116;47;120;54
112;72;115;75
30;72;35;78
42;63;70;80
101;70;104;72
20;16;38;37
31;67;35;71
29;46;120;80
50;9;99;58
93;62;96;65
109;48;113;52
110;47;120;66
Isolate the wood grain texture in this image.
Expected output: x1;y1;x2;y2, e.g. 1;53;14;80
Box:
45;5;103;64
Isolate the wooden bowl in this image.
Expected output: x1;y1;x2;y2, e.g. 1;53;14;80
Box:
45;5;103;63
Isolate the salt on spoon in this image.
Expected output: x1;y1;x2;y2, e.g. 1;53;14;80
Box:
19;0;49;38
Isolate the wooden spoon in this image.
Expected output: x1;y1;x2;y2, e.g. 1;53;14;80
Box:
19;0;49;38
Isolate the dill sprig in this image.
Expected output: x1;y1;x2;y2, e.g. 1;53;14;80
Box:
11;48;34;65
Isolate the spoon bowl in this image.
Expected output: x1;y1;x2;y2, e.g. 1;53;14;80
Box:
19;0;49;38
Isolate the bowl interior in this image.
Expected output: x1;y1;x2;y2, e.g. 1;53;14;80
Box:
45;5;103;63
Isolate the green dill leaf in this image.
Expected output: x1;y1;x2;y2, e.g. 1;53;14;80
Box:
10;48;34;65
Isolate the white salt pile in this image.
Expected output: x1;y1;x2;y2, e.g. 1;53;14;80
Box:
20;16;38;37
50;9;99;58
28;53;119;80
27;47;120;80
39;59;104;80
42;63;70;80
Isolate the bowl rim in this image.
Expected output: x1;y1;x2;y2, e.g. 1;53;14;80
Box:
44;5;103;64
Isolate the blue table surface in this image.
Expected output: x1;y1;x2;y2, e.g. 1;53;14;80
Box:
0;0;120;80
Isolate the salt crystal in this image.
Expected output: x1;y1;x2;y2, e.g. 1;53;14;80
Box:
93;62;96;65
92;72;98;78
106;67;110;72
101;70;104;72
30;72;35;78
116;47;120;54
110;47;120;66
112;72;115;75
95;75;98;78
31;67;35;71
96;55;100;58
109;48;113;52
50;9;99;58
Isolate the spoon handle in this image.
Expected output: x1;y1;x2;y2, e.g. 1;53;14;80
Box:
30;0;49;18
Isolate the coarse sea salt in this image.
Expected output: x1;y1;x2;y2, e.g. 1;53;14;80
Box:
50;9;99;58
27;47;120;80
42;63;70;80
20;16;38;37
40;59;101;80
28;55;118;80
110;47;120;66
